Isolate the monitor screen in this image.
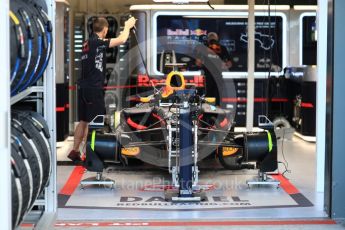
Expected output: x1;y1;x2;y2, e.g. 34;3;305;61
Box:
302;15;317;65
156;15;284;73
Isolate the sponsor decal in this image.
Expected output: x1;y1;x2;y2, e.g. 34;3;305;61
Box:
190;29;208;36
114;196;251;207
95;48;104;72
58;168;314;211
166;29;207;36
137;75;204;87
167;29;189;36
53;220;336;227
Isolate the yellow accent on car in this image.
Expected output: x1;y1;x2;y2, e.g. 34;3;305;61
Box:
139;97;151;103
222;146;239;156
114;111;121;130
266;131;273;152
205;97;216;104
162;71;186;98
91;130;96;151
161;88;174;98
166;71;186;90
121;147;140;156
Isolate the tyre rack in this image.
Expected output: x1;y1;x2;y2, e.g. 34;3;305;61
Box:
2;0;57;229
1;0;12;229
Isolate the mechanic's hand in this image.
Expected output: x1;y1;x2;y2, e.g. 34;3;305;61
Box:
222;60;232;69
195;58;203;67
125;17;136;30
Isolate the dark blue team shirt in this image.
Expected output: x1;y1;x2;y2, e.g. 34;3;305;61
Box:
79;33;110;88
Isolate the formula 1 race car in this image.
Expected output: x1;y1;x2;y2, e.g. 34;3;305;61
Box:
83;71;278;201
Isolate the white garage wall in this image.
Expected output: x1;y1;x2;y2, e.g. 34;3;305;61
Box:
316;0;327;193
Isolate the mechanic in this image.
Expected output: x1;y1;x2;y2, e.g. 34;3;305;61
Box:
195;32;232;71
194;32;232;104
68;16;136;164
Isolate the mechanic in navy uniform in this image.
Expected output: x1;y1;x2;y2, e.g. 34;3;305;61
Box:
68;16;136;163
194;32;232;105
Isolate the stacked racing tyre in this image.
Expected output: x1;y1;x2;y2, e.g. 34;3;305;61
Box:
10;0;53;96
9;0;54;229
11;110;52;229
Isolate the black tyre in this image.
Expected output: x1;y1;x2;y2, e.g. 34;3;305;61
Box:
12;125;43;209
11;142;33;227
11;170;22;229
9;2;30;95
12;111;51;194
28;0;53;86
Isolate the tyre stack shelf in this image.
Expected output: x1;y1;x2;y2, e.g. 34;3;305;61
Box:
8;0;57;229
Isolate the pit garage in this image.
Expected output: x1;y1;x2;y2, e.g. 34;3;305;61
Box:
1;0;345;230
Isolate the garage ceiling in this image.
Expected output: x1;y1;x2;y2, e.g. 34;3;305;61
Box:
224;0;317;4
69;0;317;14
70;0;225;13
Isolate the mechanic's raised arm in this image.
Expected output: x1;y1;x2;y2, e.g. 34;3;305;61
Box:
109;17;136;48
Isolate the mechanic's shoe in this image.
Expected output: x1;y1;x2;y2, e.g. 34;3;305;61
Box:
80;153;86;161
67;150;82;164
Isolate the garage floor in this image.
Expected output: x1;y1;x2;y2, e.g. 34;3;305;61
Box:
56;135;326;221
